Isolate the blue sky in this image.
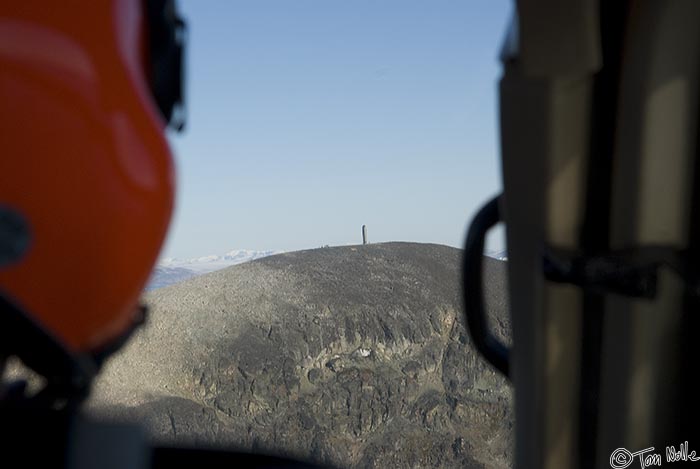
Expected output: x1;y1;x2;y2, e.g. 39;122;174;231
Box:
163;1;511;259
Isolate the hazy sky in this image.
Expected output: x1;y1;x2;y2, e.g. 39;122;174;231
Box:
163;1;511;259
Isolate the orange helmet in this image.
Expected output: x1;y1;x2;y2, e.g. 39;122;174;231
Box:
0;0;184;383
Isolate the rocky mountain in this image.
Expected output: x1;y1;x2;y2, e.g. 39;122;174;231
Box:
89;242;513;468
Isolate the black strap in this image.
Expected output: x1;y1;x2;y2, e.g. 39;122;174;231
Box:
0;291;95;407
462;195;510;377
146;0;187;131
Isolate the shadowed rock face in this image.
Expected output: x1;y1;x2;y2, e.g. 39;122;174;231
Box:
88;242;512;468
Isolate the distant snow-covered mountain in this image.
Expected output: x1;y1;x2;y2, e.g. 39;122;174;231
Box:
147;266;198;290
147;249;281;290
160;249;282;273
486;249;508;261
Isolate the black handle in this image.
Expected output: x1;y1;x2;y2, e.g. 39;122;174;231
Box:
462;195;510;378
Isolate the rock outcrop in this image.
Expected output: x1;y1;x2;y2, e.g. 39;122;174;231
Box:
88;242;512;468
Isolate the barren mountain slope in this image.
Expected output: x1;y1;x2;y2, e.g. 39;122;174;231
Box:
89;242;512;468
